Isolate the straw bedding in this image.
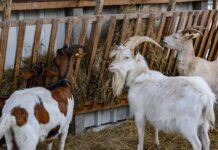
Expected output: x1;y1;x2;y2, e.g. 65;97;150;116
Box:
35;106;218;150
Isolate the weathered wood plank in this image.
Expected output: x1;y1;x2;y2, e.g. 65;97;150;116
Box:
47;19;58;67
120;15;130;44
160;12;181;72
193;11;209;54
199;10;215;58
142;14;155;56
98;16;117;84
87;17;103;84
31;20;43;65
207;13;218;60
209;29;218;61
156;13;167;43
192;11;201;26
165;12;183;72
13;21;26;90
150;13;167;68
134;15;143;35
64;18;74;46
3;0;12;21
0;23;10;87
7;0;202;11
74;18;89;81
0;11;186;28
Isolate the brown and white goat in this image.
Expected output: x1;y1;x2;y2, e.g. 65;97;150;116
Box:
163;27;218;97
0;45;86;150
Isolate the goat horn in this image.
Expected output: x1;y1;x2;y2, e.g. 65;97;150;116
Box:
123;35;162;51
182;28;204;36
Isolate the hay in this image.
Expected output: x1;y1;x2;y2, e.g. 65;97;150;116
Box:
35;107;218;150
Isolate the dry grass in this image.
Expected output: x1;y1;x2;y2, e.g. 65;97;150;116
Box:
1;108;218;150
35;107;218;150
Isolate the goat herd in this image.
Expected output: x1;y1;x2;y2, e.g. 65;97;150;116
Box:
0;26;217;150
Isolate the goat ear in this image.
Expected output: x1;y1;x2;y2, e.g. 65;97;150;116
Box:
21;71;34;80
45;69;58;77
63;44;69;50
134;53;141;61
184;33;200;40
109;50;117;58
134;48;139;55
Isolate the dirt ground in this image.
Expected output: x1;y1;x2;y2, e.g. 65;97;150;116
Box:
1;107;218;150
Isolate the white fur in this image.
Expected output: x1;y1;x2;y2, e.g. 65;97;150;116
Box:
109;46;216;150
0;87;74;150
164;32;218;97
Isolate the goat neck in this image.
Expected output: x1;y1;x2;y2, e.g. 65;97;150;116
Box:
58;55;73;81
176;40;196;75
126;59;149;87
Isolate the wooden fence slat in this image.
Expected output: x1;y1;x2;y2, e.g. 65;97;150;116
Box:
134;15;143;35
149;13;166;68
208;29;218;61
141;14;156;56
0;11;190;28
0;23;10;87
98;16;117;83
160;12;181;71
120;15;130;43
64;18;74;46
74;18;89;81
47;19;59;67
193;11;209;54
87;16;103;85
165;12;183;72
12;21;26;90
207;14;218;60
3;0;12;21
199;10;215;58
192;11;201;26
31;20;43;65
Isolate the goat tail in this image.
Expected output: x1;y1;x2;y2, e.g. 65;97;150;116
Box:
0;114;15;139
204;94;216;129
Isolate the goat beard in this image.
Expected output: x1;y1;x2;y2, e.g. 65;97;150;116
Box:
112;71;127;97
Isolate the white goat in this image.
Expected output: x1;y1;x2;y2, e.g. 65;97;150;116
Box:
109;36;216;150
163;27;218;97
0;45;86;150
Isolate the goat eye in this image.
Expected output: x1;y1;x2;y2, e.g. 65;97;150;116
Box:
125;57;129;59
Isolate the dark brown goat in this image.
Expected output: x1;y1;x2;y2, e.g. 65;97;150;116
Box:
22;62;58;88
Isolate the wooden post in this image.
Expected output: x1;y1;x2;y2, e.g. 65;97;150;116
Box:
213;0;217;9
3;0;12;21
87;0;104;79
167;0;177;11
88;0;104;61
95;0;104;15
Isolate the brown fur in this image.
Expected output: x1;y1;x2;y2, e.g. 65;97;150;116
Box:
11;107;28;126
34;103;49;124
46;125;60;143
51;85;72;116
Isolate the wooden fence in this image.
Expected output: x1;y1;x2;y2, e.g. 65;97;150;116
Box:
0;10;217;114
0;0;202;11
